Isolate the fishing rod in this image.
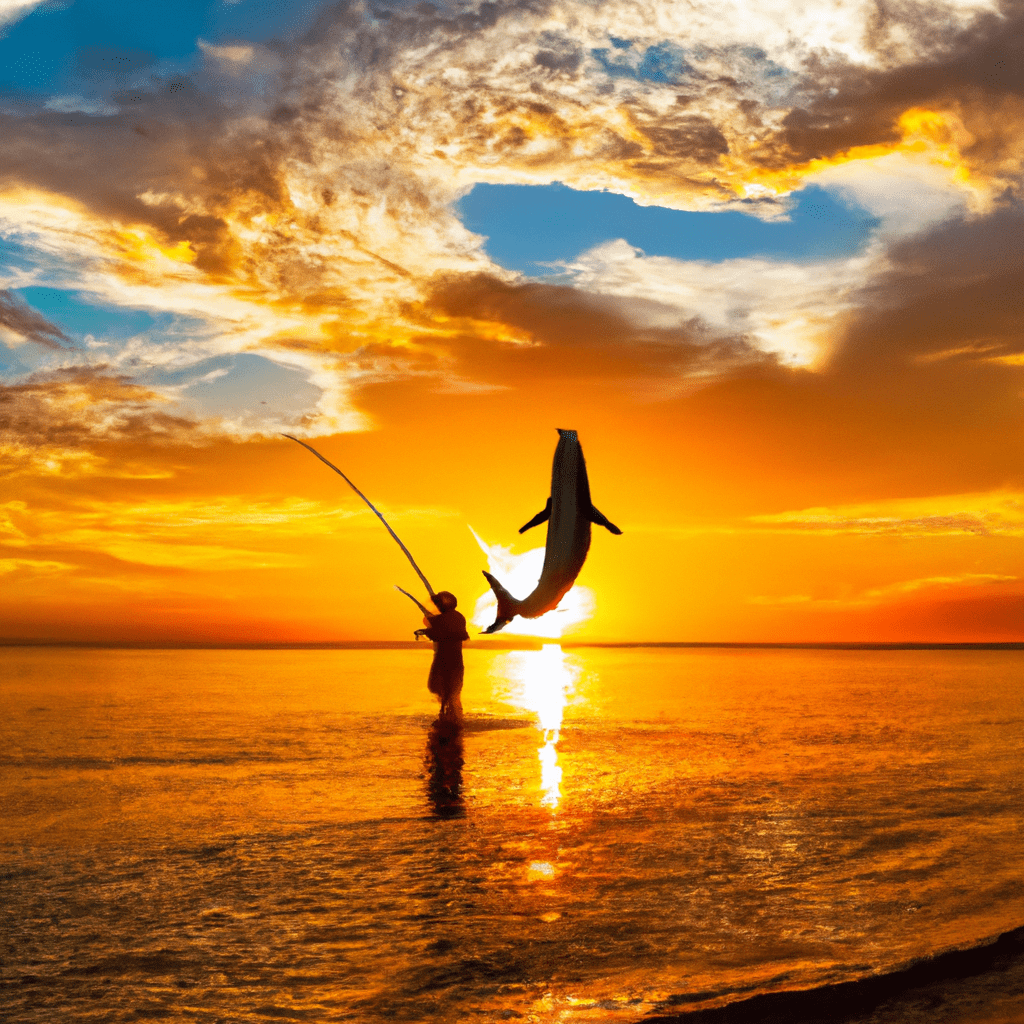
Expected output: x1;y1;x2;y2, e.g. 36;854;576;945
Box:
281;434;436;601
395;585;433;617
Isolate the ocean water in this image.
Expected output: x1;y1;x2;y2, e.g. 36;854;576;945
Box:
1;645;1023;1023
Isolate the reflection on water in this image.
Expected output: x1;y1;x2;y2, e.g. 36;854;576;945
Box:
3;647;1024;1024
493;644;580;809
425;711;465;818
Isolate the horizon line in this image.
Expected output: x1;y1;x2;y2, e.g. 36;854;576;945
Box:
1;640;1023;651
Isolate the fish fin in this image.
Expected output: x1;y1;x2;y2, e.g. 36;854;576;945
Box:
481;570;518;633
590;505;623;534
518;498;551;534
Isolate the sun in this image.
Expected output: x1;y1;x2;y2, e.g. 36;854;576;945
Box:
468;527;595;638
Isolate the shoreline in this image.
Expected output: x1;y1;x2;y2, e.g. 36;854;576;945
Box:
646;924;1024;1024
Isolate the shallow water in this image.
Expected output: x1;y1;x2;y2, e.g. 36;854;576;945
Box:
1;646;1023;1022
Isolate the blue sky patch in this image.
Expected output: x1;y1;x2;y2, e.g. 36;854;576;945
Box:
19;286;161;342
0;0;330;95
591;41;690;84
457;183;879;274
177;353;321;421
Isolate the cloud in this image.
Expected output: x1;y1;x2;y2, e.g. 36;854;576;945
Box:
275;0;1008;213
830;202;1024;370
0;367;203;474
0;0;45;33
749;490;1024;536
1;0;1022;460
778;5;1024;176
0;289;71;349
558;239;880;365
43;96;119;116
0;493;458;575
748;571;1018;607
418;270;770;389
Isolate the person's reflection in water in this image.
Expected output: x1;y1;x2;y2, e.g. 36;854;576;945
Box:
415;591;469;817
425;711;465;818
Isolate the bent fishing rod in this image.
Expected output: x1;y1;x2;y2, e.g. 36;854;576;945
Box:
281;434;436;613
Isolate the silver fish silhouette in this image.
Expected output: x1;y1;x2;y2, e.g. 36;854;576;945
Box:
481;429;621;634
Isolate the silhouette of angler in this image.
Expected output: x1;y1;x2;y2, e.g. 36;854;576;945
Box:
415;591;469;715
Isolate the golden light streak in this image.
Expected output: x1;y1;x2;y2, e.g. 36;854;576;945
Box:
748;490;1024;536
0;557;72;575
494;645;581;809
115;228;198;265
748;572;1017;608
0;496;454;575
723;108;988;207
527;860;557;881
0;444;174;480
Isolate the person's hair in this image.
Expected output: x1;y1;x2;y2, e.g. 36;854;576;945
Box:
433;591;458;611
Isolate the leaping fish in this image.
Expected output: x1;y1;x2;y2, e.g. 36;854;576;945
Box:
481;429;621;634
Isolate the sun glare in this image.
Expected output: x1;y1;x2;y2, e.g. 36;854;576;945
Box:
494;644;581;809
469;527;595;638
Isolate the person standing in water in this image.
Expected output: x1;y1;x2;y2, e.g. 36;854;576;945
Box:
281;436;470;719
415;591;469;716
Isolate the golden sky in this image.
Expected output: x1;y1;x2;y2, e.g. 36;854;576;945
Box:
2;0;1023;642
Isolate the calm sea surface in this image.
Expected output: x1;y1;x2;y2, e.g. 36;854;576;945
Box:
2;646;1023;1023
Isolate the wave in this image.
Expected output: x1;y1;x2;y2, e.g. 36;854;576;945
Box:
647;924;1024;1023
0;754;295;769
461;716;533;732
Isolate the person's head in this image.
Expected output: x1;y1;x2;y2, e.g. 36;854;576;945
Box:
433;591;458;611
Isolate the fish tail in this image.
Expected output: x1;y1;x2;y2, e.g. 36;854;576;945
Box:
481;571;519;634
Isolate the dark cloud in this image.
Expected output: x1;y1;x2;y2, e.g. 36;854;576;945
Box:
779;2;1024;165
837;204;1024;364
0;290;71;349
634;114;729;161
628;203;1024;502
0;366;200;449
417;271;768;385
534;38;583;75
0;87;283;277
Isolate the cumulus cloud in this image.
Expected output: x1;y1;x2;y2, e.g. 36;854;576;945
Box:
1;0;1022;455
559;239;880;365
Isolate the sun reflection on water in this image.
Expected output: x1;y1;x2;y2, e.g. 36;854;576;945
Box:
495;644;581;809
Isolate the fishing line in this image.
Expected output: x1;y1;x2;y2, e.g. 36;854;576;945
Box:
282;434;435;599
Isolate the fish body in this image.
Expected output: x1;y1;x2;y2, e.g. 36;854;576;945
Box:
481;429;621;633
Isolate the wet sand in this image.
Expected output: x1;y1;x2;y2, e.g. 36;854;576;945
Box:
648;925;1024;1023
